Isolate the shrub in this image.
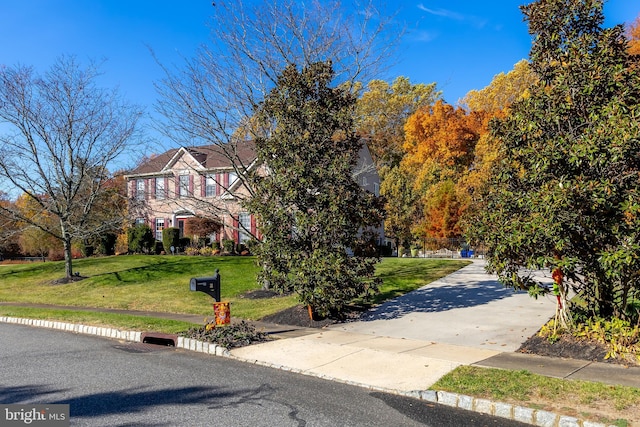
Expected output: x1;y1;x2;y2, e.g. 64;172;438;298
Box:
199;246;214;256
162;227;180;254
127;224;155;254
179;237;191;251
114;232;128;255
222;239;235;254
377;244;393;257
574;317;640;363
48;247;65;261
154;241;164;255
99;233;117;256
185;247;199;256
179;320;271;349
82;244;94;257
244;239;259;255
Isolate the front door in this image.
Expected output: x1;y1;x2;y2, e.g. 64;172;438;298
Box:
178;219;185;238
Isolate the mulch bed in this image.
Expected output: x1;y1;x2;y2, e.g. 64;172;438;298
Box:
517;333;613;363
51;275;88;285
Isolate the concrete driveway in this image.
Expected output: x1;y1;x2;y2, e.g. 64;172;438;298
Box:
329;259;558;352
230;259;559;392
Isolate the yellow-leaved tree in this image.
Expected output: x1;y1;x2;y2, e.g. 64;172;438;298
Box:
460;60;538;226
401;100;485;240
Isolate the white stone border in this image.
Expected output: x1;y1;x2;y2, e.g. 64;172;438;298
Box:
406;389;614;427
0;316;617;427
0;316;142;342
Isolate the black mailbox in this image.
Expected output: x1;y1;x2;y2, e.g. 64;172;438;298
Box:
190;269;221;302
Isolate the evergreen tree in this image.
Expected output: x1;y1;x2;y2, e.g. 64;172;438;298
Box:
248;62;385;318
470;0;640;321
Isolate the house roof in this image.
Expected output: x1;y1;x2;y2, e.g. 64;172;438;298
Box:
128;141;257;176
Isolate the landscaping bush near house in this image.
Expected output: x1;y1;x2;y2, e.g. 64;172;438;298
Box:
183;246;219;256
98;233;117;256
184;247;200;256
199;246;215;256
244;239;259;255
162;227;180;254
179;237;191;250
222;239;235;254
179;320;271;349
128;224;155;254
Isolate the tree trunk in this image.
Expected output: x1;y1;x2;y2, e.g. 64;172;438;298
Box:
260;260;271;290
63;233;73;279
597;283;615;319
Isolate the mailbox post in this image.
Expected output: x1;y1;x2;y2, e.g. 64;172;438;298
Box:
189;269;230;325
189;269;221;302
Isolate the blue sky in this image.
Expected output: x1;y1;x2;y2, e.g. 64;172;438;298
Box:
1;1;638;137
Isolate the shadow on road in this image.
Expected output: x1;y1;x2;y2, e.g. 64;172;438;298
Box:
0;384;66;404
53;386;233;418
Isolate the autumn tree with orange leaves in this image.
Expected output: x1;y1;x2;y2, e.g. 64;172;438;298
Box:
627;13;640;55
355;77;440;172
400;100;485;240
459;60;537;224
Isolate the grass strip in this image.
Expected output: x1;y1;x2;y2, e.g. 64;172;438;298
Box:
432;365;640;426
0;306;196;334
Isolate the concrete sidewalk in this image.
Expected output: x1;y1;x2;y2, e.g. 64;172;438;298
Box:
231;329;500;392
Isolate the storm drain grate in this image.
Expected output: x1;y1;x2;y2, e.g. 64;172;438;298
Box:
141;332;177;347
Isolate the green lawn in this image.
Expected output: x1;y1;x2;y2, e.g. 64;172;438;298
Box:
2;255;637;424
0;255;469;321
433;366;639;427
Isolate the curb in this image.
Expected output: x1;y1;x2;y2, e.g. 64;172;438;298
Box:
0;317;616;427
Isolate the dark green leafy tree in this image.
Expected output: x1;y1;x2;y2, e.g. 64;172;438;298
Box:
248;62;385;318
162;227;181;254
469;0;640;322
127;224;155;254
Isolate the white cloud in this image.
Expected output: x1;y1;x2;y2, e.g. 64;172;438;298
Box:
417;4;464;20
416;3;487;29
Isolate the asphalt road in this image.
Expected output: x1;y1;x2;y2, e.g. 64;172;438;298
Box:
0;324;529;426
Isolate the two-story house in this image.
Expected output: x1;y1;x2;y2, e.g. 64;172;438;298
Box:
125;140;384;248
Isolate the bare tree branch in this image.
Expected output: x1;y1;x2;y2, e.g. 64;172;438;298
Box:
153;0;400;212
0;55;143;277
